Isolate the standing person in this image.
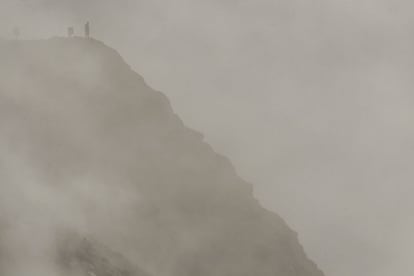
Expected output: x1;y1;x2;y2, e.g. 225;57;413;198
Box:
67;27;74;38
85;22;90;38
13;27;20;40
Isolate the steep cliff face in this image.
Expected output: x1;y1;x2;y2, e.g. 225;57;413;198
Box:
0;38;324;276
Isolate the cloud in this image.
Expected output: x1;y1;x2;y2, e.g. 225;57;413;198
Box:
1;1;414;276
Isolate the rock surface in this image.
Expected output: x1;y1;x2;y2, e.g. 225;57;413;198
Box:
0;38;324;276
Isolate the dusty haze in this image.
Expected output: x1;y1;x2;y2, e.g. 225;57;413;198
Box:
1;1;414;276
0;37;325;276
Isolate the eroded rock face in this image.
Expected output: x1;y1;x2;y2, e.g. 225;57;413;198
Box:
0;38;324;276
57;233;151;276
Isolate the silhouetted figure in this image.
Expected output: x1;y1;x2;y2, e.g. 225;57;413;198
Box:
67;27;74;38
84;22;90;38
13;27;20;40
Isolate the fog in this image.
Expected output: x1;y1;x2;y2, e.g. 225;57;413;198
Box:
1;1;414;276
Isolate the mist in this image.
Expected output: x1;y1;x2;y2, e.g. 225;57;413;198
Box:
1;1;414;276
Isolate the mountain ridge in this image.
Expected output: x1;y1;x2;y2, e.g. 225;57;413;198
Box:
0;37;324;276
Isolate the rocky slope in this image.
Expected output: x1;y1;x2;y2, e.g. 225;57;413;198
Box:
0;37;324;276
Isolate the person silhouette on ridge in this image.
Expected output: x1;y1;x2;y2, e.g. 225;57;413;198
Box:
67;27;74;38
13;27;20;40
85;22;90;38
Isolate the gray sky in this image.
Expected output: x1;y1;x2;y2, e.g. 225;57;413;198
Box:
2;1;414;275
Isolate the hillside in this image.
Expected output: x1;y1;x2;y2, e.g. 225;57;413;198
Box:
0;37;324;276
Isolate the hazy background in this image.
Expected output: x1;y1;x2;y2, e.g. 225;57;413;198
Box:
1;1;414;275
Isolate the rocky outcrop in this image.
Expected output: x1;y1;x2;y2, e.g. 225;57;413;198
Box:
0;38;324;276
